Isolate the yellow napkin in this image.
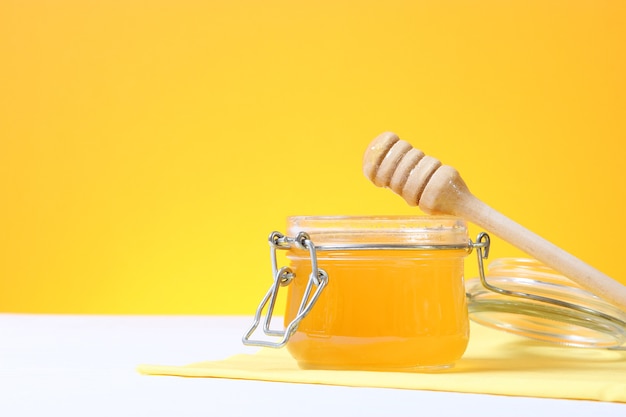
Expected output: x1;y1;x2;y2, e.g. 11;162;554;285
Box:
138;323;626;403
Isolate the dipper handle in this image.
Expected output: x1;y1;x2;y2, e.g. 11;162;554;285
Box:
364;132;626;312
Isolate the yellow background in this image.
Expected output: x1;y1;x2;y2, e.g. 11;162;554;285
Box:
1;1;625;314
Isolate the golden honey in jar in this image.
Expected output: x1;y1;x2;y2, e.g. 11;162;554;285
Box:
283;215;471;371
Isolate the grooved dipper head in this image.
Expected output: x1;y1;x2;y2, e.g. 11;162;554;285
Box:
363;132;470;215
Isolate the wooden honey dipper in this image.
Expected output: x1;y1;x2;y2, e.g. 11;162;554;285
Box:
363;131;626;312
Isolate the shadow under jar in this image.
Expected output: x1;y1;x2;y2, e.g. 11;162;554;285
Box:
283;215;472;371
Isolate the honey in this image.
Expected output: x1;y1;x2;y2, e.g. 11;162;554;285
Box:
283;215;471;371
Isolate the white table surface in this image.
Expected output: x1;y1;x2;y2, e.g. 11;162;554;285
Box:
1;314;625;417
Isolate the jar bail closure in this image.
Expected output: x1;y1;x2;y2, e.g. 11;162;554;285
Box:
242;231;491;348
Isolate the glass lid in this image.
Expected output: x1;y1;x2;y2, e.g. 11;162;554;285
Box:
466;257;626;349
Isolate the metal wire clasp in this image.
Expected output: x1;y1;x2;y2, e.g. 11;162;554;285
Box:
242;231;328;348
472;232;491;281
243;230;491;348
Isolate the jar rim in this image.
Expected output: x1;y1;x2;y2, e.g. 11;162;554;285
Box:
286;215;469;247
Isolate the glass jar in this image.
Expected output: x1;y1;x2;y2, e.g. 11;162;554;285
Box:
244;215;474;371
